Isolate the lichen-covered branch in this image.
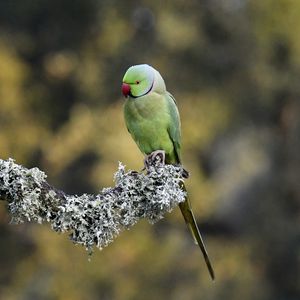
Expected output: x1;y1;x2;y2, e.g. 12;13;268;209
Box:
0;156;186;251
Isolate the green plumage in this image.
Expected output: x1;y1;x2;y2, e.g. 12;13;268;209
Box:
124;92;180;164
122;64;214;280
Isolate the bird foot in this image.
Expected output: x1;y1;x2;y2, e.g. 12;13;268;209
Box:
128;170;139;177
173;164;190;179
143;151;189;178
144;150;166;169
182;168;190;179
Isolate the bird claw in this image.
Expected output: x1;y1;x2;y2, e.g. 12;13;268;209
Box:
144;150;166;169
173;164;189;178
128;170;139;177
182;168;190;179
143;151;189;178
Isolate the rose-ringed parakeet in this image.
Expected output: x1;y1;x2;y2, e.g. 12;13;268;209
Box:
122;64;215;280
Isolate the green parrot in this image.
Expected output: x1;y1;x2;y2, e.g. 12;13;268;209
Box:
122;64;215;280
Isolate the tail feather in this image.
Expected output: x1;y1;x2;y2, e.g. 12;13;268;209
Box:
179;183;215;281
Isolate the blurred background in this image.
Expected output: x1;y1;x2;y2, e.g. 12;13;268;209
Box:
0;0;299;299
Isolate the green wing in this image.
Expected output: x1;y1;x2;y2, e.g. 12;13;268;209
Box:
166;92;182;164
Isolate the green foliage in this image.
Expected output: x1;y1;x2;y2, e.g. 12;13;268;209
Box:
0;1;299;299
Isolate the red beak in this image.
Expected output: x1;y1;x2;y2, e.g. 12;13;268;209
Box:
122;83;131;97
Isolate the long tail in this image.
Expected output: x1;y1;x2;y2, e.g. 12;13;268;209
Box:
179;182;215;280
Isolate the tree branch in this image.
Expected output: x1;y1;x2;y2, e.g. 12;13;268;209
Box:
0;155;186;252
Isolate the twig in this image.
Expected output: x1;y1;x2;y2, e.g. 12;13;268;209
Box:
0;155;186;252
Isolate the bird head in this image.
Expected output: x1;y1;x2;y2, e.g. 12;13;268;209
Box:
122;64;166;98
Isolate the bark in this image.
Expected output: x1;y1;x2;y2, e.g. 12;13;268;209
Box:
0;155;186;251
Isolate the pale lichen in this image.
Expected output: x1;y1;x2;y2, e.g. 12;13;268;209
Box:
0;157;186;251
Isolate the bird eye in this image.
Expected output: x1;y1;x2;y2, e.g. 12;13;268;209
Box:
135;80;140;84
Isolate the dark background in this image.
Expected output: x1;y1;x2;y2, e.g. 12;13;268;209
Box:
0;0;299;299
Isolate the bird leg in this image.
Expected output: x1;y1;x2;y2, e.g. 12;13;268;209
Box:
143;151;189;178
144;150;166;170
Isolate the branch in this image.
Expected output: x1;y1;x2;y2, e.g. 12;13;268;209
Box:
0;155;186;252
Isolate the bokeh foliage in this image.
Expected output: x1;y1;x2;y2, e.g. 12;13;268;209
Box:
0;0;299;299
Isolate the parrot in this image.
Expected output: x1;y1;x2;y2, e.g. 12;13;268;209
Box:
122;64;215;280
